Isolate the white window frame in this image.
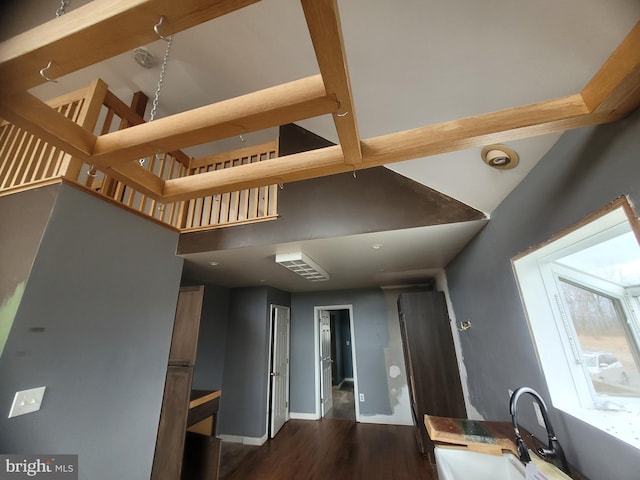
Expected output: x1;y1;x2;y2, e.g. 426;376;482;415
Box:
512;202;640;449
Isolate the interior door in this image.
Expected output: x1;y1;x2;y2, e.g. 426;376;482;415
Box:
319;310;333;416
270;306;290;438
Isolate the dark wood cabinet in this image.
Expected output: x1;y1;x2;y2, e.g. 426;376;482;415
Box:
398;289;466;461
152;286;204;480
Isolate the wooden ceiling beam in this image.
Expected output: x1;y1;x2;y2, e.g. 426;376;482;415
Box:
0;0;261;96
361;94;600;166
0;91;95;159
301;0;362;165
100;163;165;200
90;75;336;167
162;93;613;202
163;145;346;202
581;21;640;117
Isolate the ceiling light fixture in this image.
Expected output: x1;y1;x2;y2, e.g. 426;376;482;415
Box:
275;252;330;282
133;47;155;68
208;261;219;266
372;243;384;250
481;144;519;170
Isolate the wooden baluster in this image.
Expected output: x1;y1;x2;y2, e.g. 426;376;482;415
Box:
16;134;38;185
0;124;18;184
2;128;28;188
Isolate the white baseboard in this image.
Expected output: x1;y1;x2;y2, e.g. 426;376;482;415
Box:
244;433;268;446
356;415;413;426
219;433;268;446
289;412;320;421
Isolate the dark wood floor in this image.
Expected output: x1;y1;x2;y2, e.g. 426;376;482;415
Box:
219;419;436;480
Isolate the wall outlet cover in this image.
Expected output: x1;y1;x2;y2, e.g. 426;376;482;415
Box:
359;393;365;402
8;386;46;418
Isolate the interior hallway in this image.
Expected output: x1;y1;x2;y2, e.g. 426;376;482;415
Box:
324;381;356;420
219;419;435;479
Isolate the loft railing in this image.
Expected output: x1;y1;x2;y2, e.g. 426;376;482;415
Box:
0;78;279;231
0;84;97;195
182;140;279;231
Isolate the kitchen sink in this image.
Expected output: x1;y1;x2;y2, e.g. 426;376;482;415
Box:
435;446;526;480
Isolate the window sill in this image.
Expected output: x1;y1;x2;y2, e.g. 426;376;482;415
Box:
560;405;640;450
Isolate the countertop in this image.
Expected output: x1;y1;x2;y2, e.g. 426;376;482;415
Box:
425;415;589;479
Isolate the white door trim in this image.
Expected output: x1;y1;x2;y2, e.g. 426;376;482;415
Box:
313;305;360;422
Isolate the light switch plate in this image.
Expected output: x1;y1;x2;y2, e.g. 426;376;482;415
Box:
8;386;46;418
532;401;545;427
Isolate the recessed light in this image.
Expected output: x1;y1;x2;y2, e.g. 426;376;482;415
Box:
208;261;219;266
372;244;384;250
481;144;519;170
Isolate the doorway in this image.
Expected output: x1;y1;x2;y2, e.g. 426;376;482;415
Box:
314;305;359;421
268;305;290;438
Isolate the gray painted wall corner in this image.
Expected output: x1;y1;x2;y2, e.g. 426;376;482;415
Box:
289;288;413;424
445;110;640;479
0;184;183;480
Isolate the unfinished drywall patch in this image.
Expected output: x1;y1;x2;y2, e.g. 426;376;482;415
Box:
380;289;413;425
0;184;58;358
0;282;25;356
435;270;483;420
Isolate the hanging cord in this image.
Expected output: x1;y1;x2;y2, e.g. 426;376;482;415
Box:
140;19;173;167
56;0;70;17
149;35;172;123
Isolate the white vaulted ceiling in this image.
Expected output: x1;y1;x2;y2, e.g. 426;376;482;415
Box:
7;0;638;213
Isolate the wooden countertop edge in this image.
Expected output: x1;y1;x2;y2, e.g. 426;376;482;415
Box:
424;415;517;456
189;390;221;409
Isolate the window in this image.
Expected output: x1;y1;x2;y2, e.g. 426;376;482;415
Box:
513;198;640;448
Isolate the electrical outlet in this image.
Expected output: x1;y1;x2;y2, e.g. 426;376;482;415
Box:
532;401;545;427
359;393;365;402
8;386;46;418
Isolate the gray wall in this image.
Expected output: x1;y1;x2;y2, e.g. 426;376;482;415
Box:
190;284;230;391
290;288;412;423
339;310;354;379
217;286;290;440
178;166;484;255
0;184;183;480
446;110;640;478
0;184;58;356
330;310;353;385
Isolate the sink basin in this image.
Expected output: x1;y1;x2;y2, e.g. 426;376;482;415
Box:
435;446;526;480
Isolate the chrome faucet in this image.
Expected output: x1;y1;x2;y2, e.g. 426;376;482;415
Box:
509;387;570;475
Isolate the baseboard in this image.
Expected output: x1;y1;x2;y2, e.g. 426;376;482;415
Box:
244;433;268;446
218;433;268;446
357;415;413;426
289;412;320;420
218;434;244;444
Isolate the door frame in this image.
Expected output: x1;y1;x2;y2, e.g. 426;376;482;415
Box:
267;304;290;437
313;305;360;421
